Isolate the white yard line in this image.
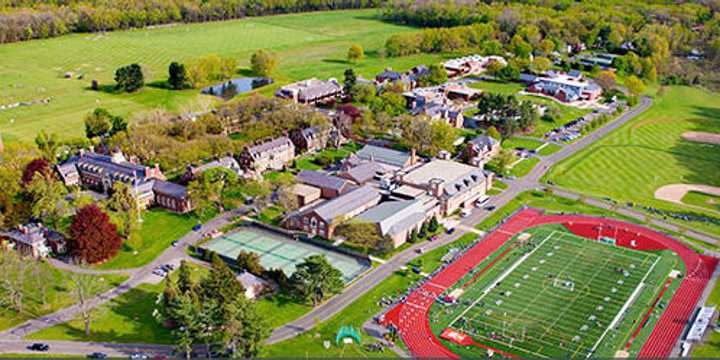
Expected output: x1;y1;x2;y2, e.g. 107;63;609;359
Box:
449;231;557;327
586;255;661;358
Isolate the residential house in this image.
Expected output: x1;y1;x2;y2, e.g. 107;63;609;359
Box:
527;72;602;103
355;198;437;248
415;100;464;128
465;135;501;166
398;159;492;216
56;149;190;213
275;78;342;104
286;185;382;239
238;136;295;174
296;170;354;199
0;223;64;258
183;156;242;182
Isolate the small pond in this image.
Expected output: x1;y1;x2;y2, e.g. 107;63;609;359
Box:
201;77;272;99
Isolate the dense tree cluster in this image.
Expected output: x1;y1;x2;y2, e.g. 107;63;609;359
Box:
382;0;720;86
0;0;381;44
475;93;539;136
159;256;270;358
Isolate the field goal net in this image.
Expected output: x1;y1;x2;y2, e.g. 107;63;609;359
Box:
553;278;575;292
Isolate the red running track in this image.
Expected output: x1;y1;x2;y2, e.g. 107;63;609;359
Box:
381;208;717;359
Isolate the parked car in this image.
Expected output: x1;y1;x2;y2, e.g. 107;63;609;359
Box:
171;240;179;247
192;223;202;231
129;352;148;360
460;208;472;218
485;205;497;211
87;352;107;359
446;228;456;235
28;343;49;351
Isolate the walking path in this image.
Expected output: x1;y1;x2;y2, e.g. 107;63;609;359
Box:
2;95;718;356
0;208;245;341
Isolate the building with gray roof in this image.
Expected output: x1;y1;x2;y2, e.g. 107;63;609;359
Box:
352;144;416;169
356;197;437;248
238;136;295;175
400;159;493;216
56;149;190;213
286;185;381;239
275;78;342;104
296;170;353;198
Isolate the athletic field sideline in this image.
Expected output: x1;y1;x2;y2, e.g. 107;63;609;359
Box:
430;225;675;358
200;227;370;282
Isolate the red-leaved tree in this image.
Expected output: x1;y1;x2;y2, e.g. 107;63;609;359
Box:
68;204;122;264
22;158;51;185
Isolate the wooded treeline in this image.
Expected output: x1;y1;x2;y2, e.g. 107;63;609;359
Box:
0;0;380;43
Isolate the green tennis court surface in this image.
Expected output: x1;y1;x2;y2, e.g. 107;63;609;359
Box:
201;227;370;282
430;225;677;358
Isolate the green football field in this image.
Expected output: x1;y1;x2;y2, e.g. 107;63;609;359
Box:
429;224;680;359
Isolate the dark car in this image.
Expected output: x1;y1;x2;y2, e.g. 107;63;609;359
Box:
87;352;107;359
485;205;497;211
192;224;202;231
28;343;49;351
446;228;455;234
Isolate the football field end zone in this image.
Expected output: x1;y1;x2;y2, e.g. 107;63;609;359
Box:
381;208;718;359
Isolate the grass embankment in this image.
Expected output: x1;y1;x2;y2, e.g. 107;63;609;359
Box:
0;9;447;143
0;261;126;332
545;86;720;237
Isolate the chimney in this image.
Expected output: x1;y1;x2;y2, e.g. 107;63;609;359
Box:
429;178;444;198
410;148;417;165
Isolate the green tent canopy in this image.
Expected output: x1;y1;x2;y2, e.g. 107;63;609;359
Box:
336;325;361;345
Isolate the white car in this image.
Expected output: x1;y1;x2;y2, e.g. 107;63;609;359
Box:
460;208;472;218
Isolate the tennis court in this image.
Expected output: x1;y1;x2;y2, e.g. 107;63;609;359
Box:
201;227;370;282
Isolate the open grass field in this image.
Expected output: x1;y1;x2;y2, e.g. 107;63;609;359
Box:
429;224;679;358
545;86;720;236
502;137;544;150
0;9;447;143
0;261;127;332
95;209;199;270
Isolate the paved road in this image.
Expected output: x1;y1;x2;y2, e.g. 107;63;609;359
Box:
0;208;245;341
266;96;656;344
3;95;717;355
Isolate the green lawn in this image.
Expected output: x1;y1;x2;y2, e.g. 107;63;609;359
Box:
538;142;563;156
294;143;361;171
96;209;198;270
0;260;126;332
545;86;720;237
468;80;524;95
520;94;592;137
29;262;311;344
510;157;540;178
682;191;720;213
0;9;449;144
502;137;544;150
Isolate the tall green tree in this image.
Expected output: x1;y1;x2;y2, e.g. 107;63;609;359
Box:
343;68;357;96
106;182;140;239
202;253;245;306
114;63;144;92
168;61;190;90
27;171;68;228
289;255;344;306
84;108;113;139
347;44;365;62
250;50;276;77
34;130;60;161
